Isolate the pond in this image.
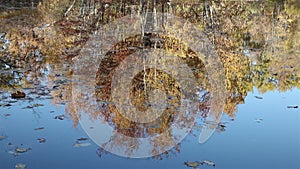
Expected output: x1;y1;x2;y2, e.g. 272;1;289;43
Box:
0;1;299;169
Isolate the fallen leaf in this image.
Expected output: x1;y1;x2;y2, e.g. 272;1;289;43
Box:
32;103;44;107
287;105;298;109
184;161;200;168
37;138;46;143
11;91;26;99
15;147;31;153
255;118;263;123
0;103;12;107
54;115;65;120
15;163;26;169
201;160;216;167
34;127;45;131
77;137;89;141
254;96;263;99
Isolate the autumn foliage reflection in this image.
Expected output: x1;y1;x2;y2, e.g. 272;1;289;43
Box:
1;0;299;159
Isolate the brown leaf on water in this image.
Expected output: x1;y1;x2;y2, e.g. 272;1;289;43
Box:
11;91;26;99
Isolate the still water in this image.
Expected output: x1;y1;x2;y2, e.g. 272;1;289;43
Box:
0;0;300;169
0;87;299;169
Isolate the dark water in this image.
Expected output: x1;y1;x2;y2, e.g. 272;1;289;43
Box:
0;1;300;169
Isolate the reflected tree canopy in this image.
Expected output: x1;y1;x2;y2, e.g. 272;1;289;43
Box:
0;0;299;158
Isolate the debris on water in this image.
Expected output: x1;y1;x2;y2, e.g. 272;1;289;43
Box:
184;161;200;168
73;142;91;147
54;115;65;120
255;118;263;123
0;135;7;140
216;123;226;132
50;110;55;113
4;113;11;117
22;105;34;109
287;105;298;109
77;137;89;141
23;103;44;109
0;103;12;107
15;163;26;169
15;147;31;153
254;96;263;99
37;138;46;143
32;103;44;107
34;127;45;131
201;160;216;167
11;91;26;99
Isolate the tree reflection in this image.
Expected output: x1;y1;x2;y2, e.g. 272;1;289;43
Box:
0;0;299;159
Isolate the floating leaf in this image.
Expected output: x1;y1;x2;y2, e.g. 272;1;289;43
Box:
0;103;12;107
77;137;89;141
23;103;44;109
34;127;45;131
184;161;200;168
201;160;216;167
37;138;46;143
15;147;31;153
32;103;44;107
15;163;26;169
254;96;263;99
287;105;298;109
255;118;263;123
54;115;65;120
22;106;34;109
11;91;26;99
